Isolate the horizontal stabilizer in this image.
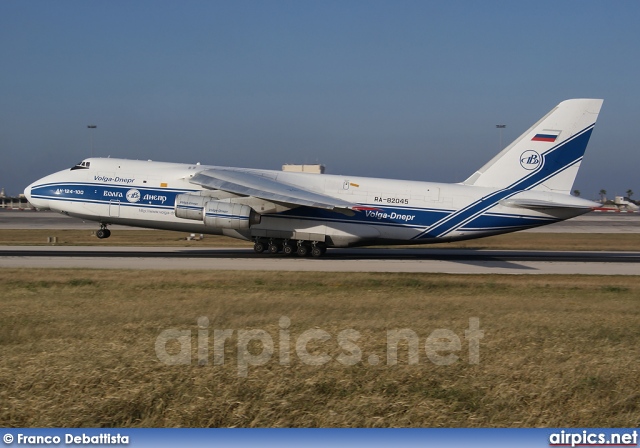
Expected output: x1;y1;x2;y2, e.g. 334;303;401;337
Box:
190;168;356;210
501;198;598;210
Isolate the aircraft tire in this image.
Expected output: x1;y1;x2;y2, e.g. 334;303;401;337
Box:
311;246;324;258
254;242;266;253
96;229;107;239
282;244;294;255
268;243;280;254
296;244;309;257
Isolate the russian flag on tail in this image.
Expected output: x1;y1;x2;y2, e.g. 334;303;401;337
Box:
532;130;561;142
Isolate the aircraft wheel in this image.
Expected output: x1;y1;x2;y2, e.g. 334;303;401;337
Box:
282;243;294;255
311;245;324;258
103;229;111;238
296;244;309;257
254;242;266;253
268;243;281;254
96;229;108;239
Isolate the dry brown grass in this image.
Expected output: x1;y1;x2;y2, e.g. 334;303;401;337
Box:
0;270;638;428
2;229;640;251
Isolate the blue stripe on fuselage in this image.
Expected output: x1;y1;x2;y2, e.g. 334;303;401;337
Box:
459;213;559;231
30;182;194;208
274;205;450;228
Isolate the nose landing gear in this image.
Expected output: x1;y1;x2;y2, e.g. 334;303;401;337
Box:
96;224;111;239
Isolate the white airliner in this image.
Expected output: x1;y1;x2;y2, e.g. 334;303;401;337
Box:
25;99;603;257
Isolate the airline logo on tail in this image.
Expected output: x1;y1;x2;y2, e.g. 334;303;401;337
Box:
520;150;542;170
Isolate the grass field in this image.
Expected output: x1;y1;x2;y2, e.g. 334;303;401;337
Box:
2;229;640;251
1;269;638;427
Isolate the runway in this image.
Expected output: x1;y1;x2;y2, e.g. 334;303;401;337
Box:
2;210;639;274
1;246;639;275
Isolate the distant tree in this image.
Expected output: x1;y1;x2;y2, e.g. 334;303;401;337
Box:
626;189;634;199
573;189;581;197
599;189;607;202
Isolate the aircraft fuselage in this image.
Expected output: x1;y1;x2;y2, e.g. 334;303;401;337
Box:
25;157;591;248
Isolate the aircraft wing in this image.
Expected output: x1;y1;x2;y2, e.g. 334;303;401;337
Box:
190;168;358;210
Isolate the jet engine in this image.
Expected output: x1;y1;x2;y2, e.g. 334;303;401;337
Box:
175;194;261;229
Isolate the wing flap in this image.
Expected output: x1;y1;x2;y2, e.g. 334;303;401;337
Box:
190;169;355;210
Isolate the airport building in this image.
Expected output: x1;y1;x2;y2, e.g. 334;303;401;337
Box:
0;191;35;210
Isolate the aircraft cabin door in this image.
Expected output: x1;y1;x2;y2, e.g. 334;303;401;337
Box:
109;200;120;218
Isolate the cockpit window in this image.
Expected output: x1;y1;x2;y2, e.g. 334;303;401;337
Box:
70;160;91;171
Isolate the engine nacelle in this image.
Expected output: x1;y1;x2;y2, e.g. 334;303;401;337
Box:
203;200;261;229
175;194;261;229
175;194;207;220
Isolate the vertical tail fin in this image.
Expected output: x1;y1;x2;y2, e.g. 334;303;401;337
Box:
464;99;603;193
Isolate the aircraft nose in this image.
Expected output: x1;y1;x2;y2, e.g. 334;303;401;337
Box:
24;181;50;210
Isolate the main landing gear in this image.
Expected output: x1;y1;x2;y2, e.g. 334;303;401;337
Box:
253;238;327;257
96;224;111;239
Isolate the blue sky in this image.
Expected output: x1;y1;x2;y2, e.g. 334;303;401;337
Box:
1;1;638;199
